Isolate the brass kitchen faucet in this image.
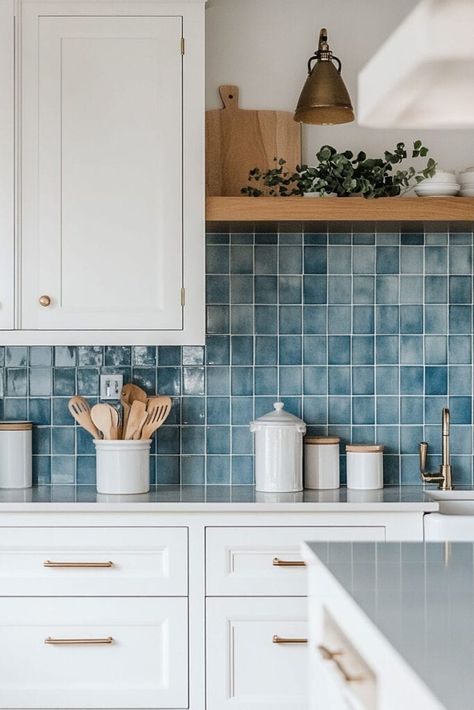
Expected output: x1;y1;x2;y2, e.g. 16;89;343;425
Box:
419;408;453;490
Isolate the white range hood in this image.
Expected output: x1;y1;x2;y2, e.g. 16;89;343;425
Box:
358;0;474;128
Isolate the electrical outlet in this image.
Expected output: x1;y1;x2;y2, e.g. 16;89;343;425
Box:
100;374;123;400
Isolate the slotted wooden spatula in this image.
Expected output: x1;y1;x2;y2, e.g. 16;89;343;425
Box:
140;396;172;439
68;396;101;439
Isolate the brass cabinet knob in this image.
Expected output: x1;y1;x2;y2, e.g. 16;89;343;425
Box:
38;295;51;307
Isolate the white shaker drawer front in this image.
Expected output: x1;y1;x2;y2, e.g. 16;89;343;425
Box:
207;597;308;710
0;527;187;596
0;597;188;709
206;526;385;596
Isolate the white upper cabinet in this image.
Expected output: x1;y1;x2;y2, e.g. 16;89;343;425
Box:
12;0;205;344
0;0;14;330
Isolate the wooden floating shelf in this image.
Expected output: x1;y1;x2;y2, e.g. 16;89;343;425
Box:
206;196;474;222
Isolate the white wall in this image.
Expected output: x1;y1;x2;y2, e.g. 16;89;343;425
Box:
205;0;474;171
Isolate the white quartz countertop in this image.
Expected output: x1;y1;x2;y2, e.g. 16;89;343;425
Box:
0;485;438;512
304;541;474;710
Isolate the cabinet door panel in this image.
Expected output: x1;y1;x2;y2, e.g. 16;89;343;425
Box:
0;597;188;709
207;597;308;710
22;14;183;330
0;0;14;329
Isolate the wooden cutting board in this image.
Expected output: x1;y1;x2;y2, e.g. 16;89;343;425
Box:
206;85;302;196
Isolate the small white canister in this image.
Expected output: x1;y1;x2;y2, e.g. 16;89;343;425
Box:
346;444;384;490
304;436;340;489
94;439;151;495
250;402;306;492
0;421;32;489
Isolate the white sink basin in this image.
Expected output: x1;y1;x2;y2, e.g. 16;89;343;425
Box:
426;490;474;516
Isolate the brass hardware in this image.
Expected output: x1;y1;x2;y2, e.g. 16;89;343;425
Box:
294;28;354;125
272;557;306;567
318;645;365;683
45;637;113;645
38;295;51;307
272;635;308;644
419;407;453;490
180;287;186;306
181;37;185;55
43;560;114;568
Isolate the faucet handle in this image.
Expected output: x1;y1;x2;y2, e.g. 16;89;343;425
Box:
419;441;428;475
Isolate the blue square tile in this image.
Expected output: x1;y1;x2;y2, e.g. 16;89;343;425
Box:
231;456;254;484
132;347;157;367
4;399;27;419
376;306;399;334
158;346;181;366
400;335;423;364
304;246;327;273
376;246;399;274
255;367;277;395
304;232;327;245
376;233;398;246
303;306;326;334
425;305;447;334
29;399;51;425
78;346;103;367
328;276;351;303
54;346;77;367
401;397;423;424
231;245;253;273
255;306;277;334
303;397;327;424
51;456;75;484
32;456;51;485
77;368;99;396
384;455;400;485
279;276;302;304
450;427;472;455
30;346;52;367
449;335;471;364
231;306;253;334
255;336;277;365
376;366;399;395
181;426;205;454
400;455;420;484
206;336;230;365
181;456;205;484
255;246;277;274
353;246;375;274
206;244;229;274
255;233;277;245
254;276;277;303
328;397;351;424
206;397;229;425
6;346;27;366
328;367;350;395
279;245;302;273
303;336;327;365
76;427;95;455
232;397;253;425
425;336;447;365
353;233;375;245
154;456;180;485
279;306;302;334
376;426;399;453
449;397;472;424
52;427;75;455
400;426;423;454
53;368;76;396
376;397;399;424
352;397;375;425
104;346;131;367
232;427;253;455
206;426;230;454
376;335;399;364
231;232;253;245
157;367;181;396
206;306;229;334
206;456;230;485
328;306;351;334
76;456;96;485
207;275;229;304
29;368;52;396
449;276;471;303
32;427;50;455
401;246;423;274
183;367;204;396
400;275;423;303
182;346;204;366
231;336;254;365
52;398;72;425
353;306;374;334
352;367;374;395
231;367;253;396
451;456;472;486
6;368;27;396
425;246;447;274
449;305;471;334
401;233;424;245
328;336;350;365
280;398;302;418
400;305;423;334
449;245;472;273
207;367;230;395
425;275;447;304
279;336;302;365
449;366;472;395
328;232;350;245
400;366;423;394
352;336;374;365
303;275;327;304
426;232;447;245
328;246;351;273
156;427;180;454
279;367;302;395
425;396;448;424
376;276;399;304
304;366;327;395
231;275;253;304
353;276;374;304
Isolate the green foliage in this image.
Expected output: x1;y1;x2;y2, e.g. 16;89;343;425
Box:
241;141;437;198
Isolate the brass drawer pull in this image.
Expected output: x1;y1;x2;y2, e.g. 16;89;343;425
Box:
272;557;306;567
318;644;365;683
45;636;113;645
43;560;114;568
273;635;308;644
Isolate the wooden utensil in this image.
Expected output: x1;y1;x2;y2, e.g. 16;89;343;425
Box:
206;85;301;196
68;396;101;439
90;404;119;441
121;383;147;434
123;400;147;440
141;396;172;439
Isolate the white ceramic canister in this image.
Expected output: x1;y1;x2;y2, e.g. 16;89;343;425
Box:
304;436;340;490
94;439;151;495
250;402;306;492
0;421;32;489
346;444;384;490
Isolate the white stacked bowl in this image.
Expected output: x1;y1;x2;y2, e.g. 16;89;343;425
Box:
458;167;474;197
414;169;460;197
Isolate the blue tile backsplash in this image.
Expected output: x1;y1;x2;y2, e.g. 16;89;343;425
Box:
1;226;474;487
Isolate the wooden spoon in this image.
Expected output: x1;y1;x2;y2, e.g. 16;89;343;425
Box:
141;396;172;439
123;400;147;440
121;384;147;434
68;396;101;439
91;404;119;440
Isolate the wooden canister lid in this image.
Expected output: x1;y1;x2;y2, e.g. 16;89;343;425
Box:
0;421;32;431
305;436;340;445
346;444;384;453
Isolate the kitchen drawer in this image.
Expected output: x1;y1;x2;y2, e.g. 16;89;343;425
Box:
0;597;188;709
0;527;187;596
206;526;385;596
207;596;308;710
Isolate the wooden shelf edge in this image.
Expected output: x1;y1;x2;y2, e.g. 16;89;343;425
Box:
206;196;474;222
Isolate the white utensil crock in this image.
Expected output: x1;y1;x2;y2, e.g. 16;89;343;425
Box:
0;421;32;489
94;439;151;494
250;402;306;492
